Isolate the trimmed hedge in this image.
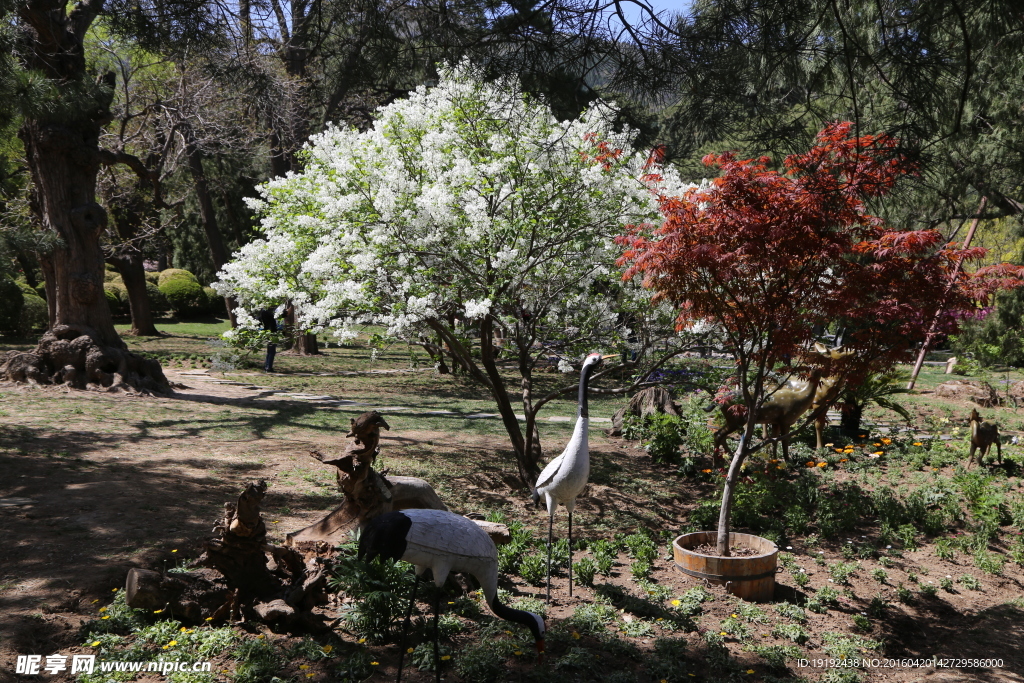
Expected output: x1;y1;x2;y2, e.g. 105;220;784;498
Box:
0;277;24;334
104;282;130;316
147;281;169;312
144;271;160;285
19;294;48;335
160;276;206;316
158;268;199;288
104;270;123;283
202;286;224;315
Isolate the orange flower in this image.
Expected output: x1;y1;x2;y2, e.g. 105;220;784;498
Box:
817;462;827;468
806;461;816;467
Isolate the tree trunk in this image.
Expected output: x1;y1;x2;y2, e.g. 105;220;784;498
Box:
110;255;160;336
182;132;237;323
5;2;168;393
283;302;320;355
481;316;540;483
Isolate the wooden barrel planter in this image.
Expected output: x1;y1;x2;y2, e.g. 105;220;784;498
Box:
672;531;778;602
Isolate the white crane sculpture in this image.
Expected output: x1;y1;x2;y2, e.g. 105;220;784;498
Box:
359;508;546;682
532;352;606;602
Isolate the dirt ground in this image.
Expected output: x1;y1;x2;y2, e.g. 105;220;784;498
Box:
2;369;1023;683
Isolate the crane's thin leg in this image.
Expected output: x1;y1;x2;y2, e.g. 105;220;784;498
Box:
397;575;419;683
434;588;441;683
545;511;554;603
568;510;573;598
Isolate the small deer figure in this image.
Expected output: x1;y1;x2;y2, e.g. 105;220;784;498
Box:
968;408;1001;467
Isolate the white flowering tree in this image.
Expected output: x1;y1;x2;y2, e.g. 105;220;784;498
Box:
215;62;699;482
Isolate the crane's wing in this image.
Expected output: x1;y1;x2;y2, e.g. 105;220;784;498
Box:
534;450;566;491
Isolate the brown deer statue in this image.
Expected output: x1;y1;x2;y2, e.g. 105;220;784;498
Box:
808;343;856;449
713;367;823;465
968;408;1002;467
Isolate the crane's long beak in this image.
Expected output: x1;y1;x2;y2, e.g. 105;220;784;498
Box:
535;639;545;663
601;354;617;360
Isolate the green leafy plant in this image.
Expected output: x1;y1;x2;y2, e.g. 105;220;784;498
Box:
829;561;859;585
852;614;872;632
329;554;416;643
574;556;597;587
773;602;807;622
958;574;982;591
750;644;802;669
771;623;809;644
518;553;546;586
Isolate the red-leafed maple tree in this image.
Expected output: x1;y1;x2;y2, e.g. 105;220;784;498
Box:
619;122;1024;555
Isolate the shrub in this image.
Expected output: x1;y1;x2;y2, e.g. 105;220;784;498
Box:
103;282;129;316
202;286;223;315
0;276;25;333
147;281;169;312
104;269;122;283
158;268;199;287
159;276;206;316
144;270;160;284
18;294;48;335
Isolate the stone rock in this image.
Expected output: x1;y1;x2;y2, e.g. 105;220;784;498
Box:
934;379;999;407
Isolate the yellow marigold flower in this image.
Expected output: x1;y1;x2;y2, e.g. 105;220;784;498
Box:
874;442;882;446
180;627;188;632
407;648;414;654
205;617;213;621
306;674;314;679
882;438;892;444
112;588;118;592
747;670;756;674
358;638;366;644
840;459;848;463
300;665;310;670
874;451;883;456
90;641;101;647
720;631;728;636
171;549;178;553
572;631;581;640
514;651;523;656
834;448;844;453
817;462;827;468
167;640;178;646
154;609;163;614
731;613;738;618
671;599;681;606
702;469;712;474
321;645;332;654
99;607;107;612
914;442;923;446
371;662;379;666
441;655;451;661
101;616;110;620
162;645;169;650
256;635;265;639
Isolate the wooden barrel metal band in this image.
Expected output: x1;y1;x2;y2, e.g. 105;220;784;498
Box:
673;562;776;582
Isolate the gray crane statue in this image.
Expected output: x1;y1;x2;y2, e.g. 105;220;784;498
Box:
532;352;608;602
359;508;546;683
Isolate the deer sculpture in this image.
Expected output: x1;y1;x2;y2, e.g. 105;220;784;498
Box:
807;343;856;449
712;367;823;465
968;408;1002;467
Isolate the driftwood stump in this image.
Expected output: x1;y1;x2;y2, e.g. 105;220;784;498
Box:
608;386;681;437
125;480;331;628
286;411;506;548
287;411;447;547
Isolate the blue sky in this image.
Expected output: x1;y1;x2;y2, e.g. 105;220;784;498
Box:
616;0;693;23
